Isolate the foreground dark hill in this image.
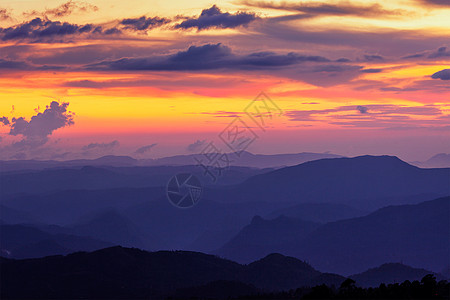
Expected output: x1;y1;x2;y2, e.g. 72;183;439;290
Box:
2;246;445;299
216;197;450;275
212;155;449;210
0;246;344;299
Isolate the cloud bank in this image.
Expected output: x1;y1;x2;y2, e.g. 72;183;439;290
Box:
175;5;258;30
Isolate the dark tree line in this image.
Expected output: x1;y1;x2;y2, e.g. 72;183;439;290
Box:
231;275;449;300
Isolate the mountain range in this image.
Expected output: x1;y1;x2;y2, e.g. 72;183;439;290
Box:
0;151;342;172
208;155;449;210
215;196;450;274
411;153;450;168
1;155;449;278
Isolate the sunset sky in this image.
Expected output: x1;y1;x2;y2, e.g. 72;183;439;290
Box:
0;0;449;161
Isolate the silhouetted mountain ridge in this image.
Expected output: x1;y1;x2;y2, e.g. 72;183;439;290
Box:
0;246;344;299
2;246;444;299
213;155;449;210
411;153;450;168
0;152;342;172
215;196;450;274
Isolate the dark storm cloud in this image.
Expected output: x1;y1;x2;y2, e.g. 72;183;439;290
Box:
82;140;120;151
89;43;231;70
402;46;450;60
428;47;450;59
88;43;331;71
0;59;31;69
0;117;10;125
86;43;366;87
431;69;450;80
135;143;157;154
0;18;99;41
240;0;408;17
356;106;369;113
417;0;450;6
402;53;425;59
175;5;258;30
0;17;130;42
121;16;170;31
103;28;122;35
336;58;352;62
0;56;65;71
361;68;383;73
363;55;384;61
243;51;329;66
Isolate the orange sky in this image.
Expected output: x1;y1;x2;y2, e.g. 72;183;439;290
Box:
0;0;449;161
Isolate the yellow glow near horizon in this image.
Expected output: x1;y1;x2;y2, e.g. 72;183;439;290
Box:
0;0;449;161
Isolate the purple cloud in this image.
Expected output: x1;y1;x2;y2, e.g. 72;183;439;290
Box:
121;16;170;31
356;106;369;113
9;101;73;139
0;18;95;41
187;140;206;152
428;47;450;59
0;116;10;125
175;5;258;30
88;43;332;72
135;143;157;154
431;69;450;80
418;0;450;6
2;101;74;150
82;140;120;151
